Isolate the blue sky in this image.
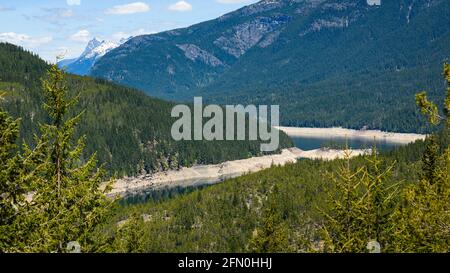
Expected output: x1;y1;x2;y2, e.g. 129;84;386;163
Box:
0;0;258;62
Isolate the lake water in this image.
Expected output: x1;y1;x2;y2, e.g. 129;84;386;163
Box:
291;136;401;151
121;136;405;204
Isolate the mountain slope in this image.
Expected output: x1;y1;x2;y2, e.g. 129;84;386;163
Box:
102;140;428;252
0;42;292;176
91;0;450;133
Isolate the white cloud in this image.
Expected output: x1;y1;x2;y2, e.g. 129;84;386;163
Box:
168;1;192;12
216;0;253;4
0;32;52;48
111;28;154;42
106;2;150;15
70;29;91;42
66;0;81;6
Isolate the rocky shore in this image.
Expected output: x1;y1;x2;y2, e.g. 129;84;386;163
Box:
110;147;370;197
275;126;426;144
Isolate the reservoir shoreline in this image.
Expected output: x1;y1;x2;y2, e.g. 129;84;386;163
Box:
111;147;370;197
276;126;427;144
110;127;427;197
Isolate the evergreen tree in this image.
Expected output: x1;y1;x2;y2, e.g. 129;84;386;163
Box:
249;196;289;253
321;149;396;253
15;65;115;252
320;151;366;253
391;64;450;252
111;213;146;253
0;93;52;252
0;94;25;251
420;136;439;183
360;148;398;251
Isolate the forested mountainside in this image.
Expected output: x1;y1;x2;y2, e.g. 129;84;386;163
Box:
0;43;292;176
91;0;450;133
97;62;450;252
97;137;443;252
2;59;448;253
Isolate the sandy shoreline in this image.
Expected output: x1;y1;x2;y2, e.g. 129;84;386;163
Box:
276;126;426;144
110;147;370;197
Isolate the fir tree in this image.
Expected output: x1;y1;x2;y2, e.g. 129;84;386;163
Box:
391;63;450;252
112;213;146;253
420;136;439;183
321;149;396;253
0;94;24;251
320;150;366;252
0;94;53;252
16;65;115;252
360;148;398;251
249;196;289;253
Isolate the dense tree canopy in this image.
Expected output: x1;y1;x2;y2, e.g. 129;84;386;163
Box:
0;43;292;176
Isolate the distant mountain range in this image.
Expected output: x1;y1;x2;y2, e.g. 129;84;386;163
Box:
82;0;448;133
57;37;129;75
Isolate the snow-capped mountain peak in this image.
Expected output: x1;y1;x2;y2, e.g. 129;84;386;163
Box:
84;37;102;52
58;37;123;75
81;38;119;59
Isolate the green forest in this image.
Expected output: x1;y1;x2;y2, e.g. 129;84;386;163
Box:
92;0;450;134
97;129;448;253
0;43;292;177
96;62;449;252
1;50;448;252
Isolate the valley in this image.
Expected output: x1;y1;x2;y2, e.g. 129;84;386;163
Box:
0;42;292;177
0;0;448;255
111;127;425;197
